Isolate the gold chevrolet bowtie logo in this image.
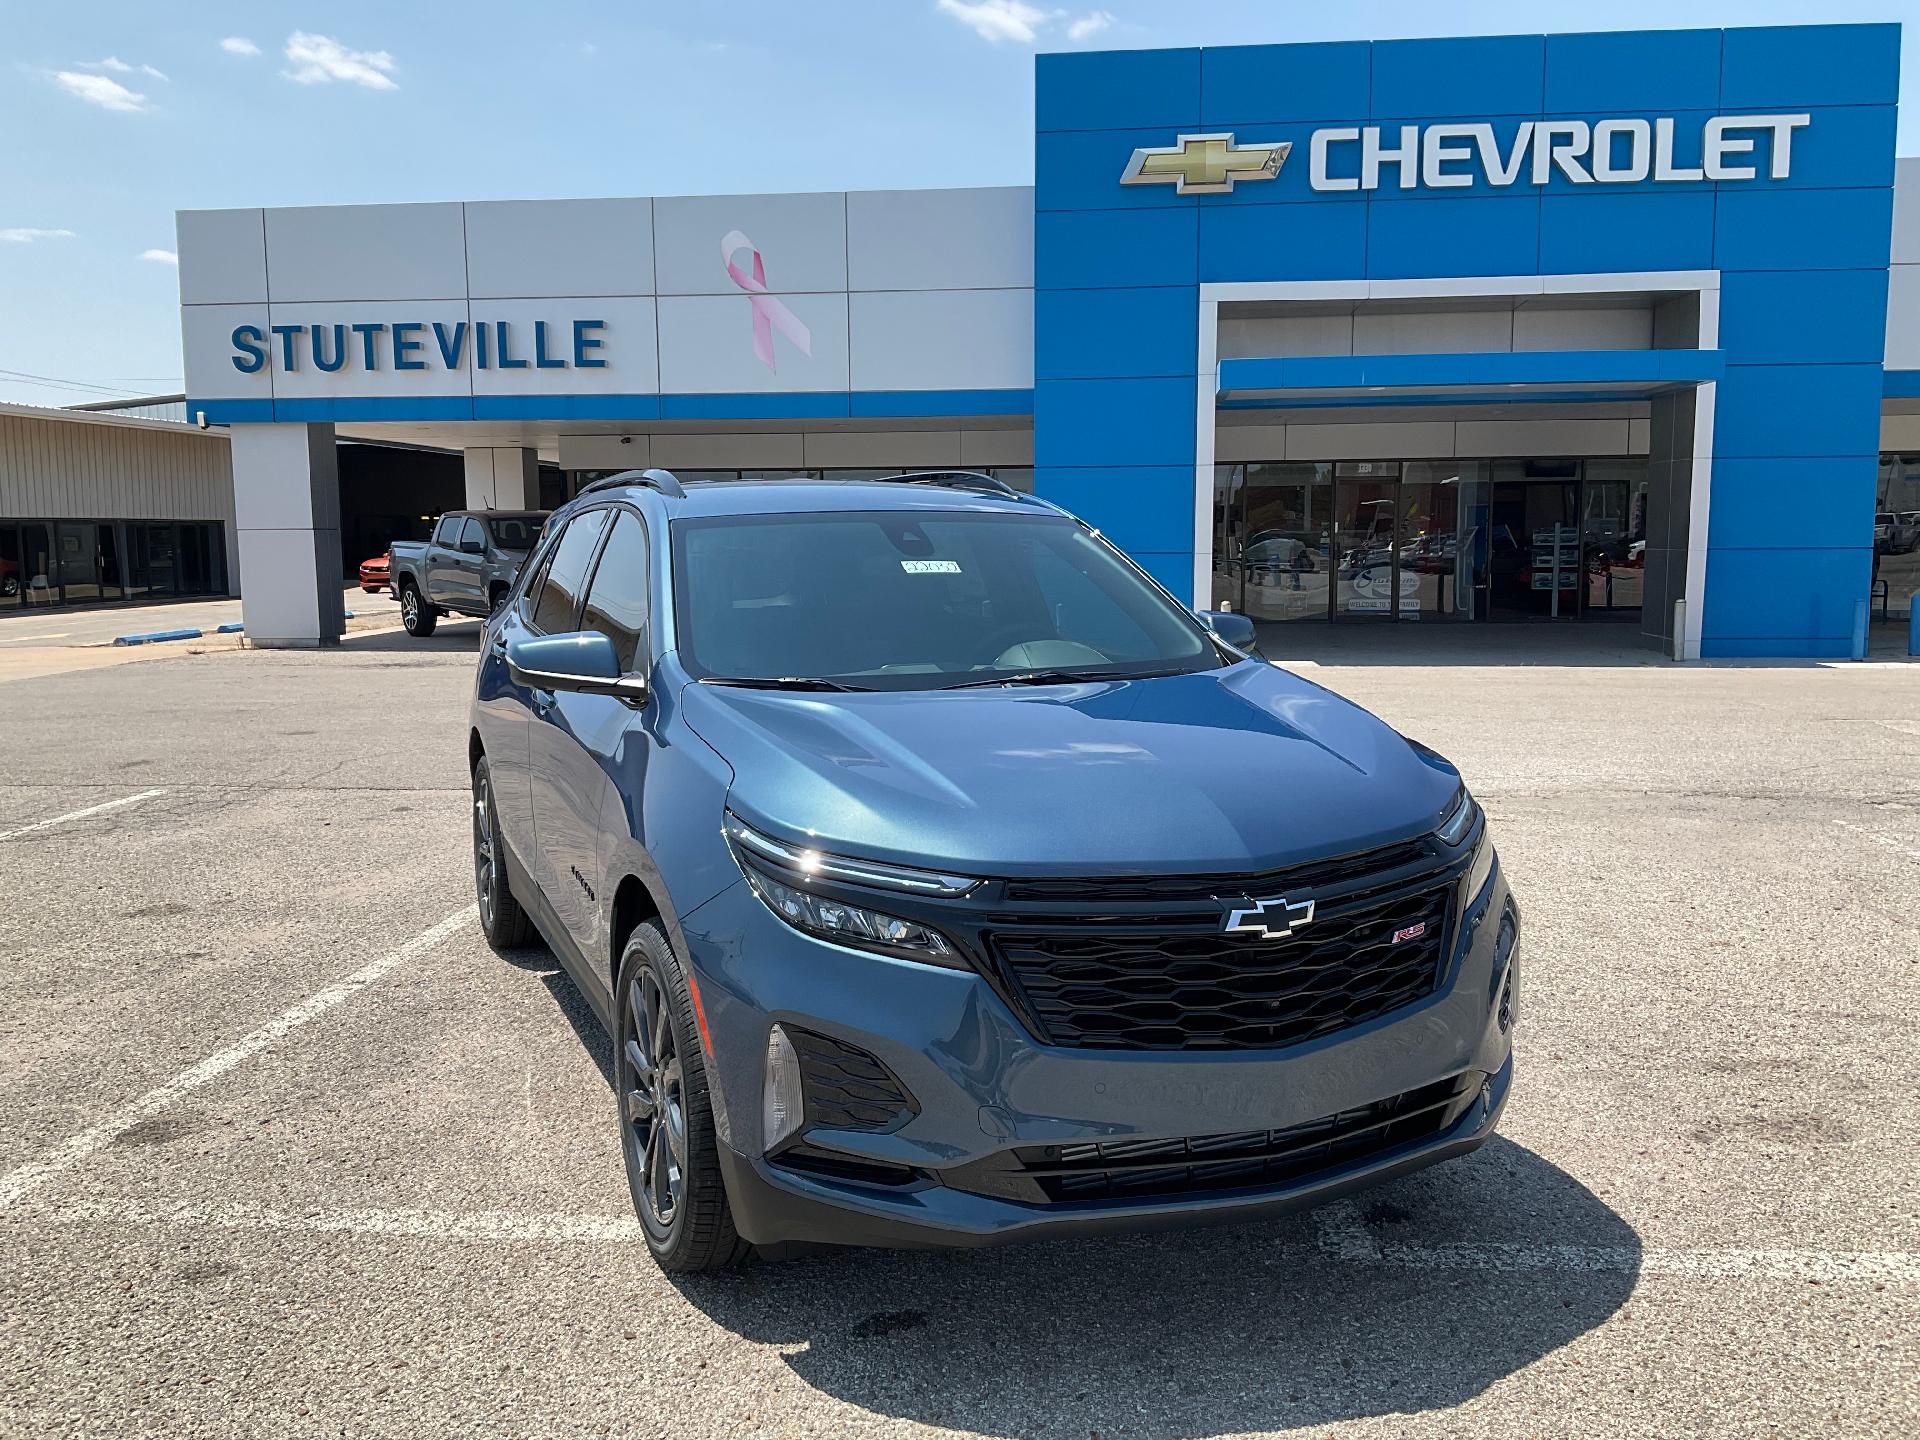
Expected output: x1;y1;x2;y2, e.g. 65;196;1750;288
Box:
1120;132;1291;195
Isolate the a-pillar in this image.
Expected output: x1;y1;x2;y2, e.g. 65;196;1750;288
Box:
231;422;344;648
463;447;540;510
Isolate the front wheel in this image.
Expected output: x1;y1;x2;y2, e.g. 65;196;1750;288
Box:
399;582;438;637
615;922;749;1272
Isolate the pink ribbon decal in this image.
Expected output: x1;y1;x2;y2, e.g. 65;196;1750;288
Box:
721;229;811;373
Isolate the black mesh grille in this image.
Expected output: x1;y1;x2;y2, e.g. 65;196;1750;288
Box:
990;881;1452;1051
790;1028;918;1131
999;839;1432;905
1019;1074;1471;1202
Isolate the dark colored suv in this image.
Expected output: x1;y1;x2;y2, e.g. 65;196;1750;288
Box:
469;469;1516;1272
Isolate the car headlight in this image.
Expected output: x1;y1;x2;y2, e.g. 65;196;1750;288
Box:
725;814;971;967
1436;787;1496;900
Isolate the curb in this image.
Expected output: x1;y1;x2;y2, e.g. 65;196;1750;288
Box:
112;612;354;646
112;629;205;647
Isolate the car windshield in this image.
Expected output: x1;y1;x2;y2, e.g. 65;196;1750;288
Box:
487;514;547;552
672;509;1222;691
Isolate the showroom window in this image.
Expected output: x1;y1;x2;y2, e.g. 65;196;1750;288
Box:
0;519;224;610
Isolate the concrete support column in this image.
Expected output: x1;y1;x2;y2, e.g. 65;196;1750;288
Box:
231;423;344;648
463;447;540;510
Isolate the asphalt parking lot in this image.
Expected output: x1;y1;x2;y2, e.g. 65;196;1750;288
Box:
1;621;1915;1438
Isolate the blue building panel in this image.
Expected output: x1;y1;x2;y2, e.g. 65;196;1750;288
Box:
1538;190;1716;273
1712;364;1886;459
1367;35;1546;118
1706;457;1880;550
1035;208;1198;290
1716;271;1892;366
1713;187;1896;272
1035;48;1200;132
1365;196;1541;279
1542;29;1724;113
1199;41;1372;126
1035;467;1200;553
1719;23;1900;109
1033;378;1197;469
1034;287;1199;382
1197;203;1369;283
1701;546;1875;649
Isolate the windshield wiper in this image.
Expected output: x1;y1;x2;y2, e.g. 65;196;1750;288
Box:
700;676;878;692
942;668;1129;690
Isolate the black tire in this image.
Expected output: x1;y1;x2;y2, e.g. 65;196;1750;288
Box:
615;922;749;1272
399;581;438;637
471;756;534;949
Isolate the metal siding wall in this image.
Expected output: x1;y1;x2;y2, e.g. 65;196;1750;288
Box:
0;414;232;524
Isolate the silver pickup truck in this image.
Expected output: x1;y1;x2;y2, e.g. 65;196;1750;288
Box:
388;510;548;637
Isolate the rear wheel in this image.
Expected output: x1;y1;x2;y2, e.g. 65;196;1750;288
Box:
472;756;533;948
399;581;438;637
616;922;748;1272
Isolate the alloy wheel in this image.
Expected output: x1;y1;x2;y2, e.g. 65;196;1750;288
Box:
401;588;419;626
621;968;687;1236
472;770;497;928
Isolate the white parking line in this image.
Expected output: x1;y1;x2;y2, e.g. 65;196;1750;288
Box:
1832;818;1920;863
0;905;477;1209
0;788;167;842
1312;1200;1920;1283
52;1198;644;1245
0;631;70;643
18;1188;1917;1284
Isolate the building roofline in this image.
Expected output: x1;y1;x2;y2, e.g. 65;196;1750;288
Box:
0;399;226;439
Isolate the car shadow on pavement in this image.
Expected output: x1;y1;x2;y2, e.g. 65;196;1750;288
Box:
498;944;616;1088
664;1136;1638;1437
340;623;484;654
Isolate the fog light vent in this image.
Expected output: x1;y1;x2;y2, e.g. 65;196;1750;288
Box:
762;1024;805;1154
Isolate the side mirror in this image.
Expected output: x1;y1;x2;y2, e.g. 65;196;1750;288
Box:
459;538;485;556
1196;609;1258;652
506;630;648;703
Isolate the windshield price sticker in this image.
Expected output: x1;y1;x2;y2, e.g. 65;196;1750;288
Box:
901;560;962;574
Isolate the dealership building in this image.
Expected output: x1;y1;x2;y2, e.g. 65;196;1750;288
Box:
178;21;1917;656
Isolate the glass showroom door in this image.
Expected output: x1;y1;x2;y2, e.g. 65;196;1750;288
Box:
1239;462;1333;623
1398;461;1486;621
1333;465;1405;619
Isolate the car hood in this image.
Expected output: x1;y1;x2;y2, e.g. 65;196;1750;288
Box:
679;662;1458;876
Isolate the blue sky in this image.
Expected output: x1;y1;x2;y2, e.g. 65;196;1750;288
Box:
2;0;1914;406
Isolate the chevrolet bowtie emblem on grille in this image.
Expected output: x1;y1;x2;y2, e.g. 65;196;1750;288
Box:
1119;133;1292;195
1223;896;1316;941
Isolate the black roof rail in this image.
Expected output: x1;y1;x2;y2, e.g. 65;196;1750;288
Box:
577;467;686;500
871;469;1019;497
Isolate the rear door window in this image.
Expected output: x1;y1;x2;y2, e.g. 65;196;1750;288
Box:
431;516;460;546
529;508;611;635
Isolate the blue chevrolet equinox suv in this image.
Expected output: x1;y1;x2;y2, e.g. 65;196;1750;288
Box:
469;469;1517;1271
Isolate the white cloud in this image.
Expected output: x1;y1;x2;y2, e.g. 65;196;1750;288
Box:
1067;10;1114;41
86;56;168;81
53;71;149;112
936;0;1048;44
139;248;178;265
935;3;1117;46
282;31;399;90
0;228;76;243
220;37;262;58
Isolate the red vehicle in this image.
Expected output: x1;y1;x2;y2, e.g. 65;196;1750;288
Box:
358;551;391;594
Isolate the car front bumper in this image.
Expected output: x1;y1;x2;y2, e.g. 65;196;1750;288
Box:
679;864;1517;1251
